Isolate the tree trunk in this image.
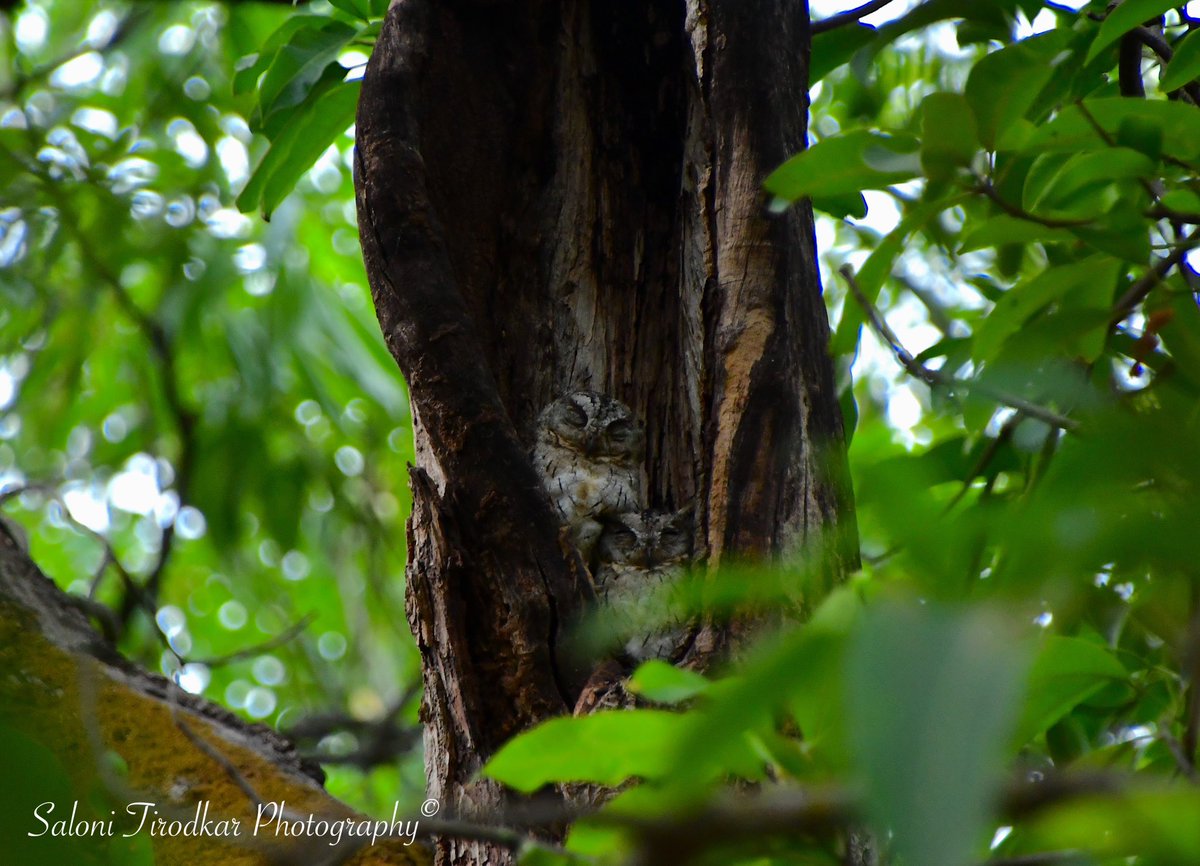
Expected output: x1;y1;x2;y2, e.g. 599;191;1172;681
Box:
353;1;856;863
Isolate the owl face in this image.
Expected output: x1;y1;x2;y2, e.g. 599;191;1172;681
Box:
538;390;644;463
595;507;693;569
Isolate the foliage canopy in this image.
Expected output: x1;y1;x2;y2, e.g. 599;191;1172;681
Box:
3;1;1200;864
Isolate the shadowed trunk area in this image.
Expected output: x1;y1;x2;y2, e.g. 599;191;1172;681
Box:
354;1;857;862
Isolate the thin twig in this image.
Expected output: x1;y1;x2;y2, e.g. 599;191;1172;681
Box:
976;180;1092;229
58;499;160;628
811;0;901;34
1073;101;1165;204
291;687;421;769
1;481;174;648
1071;103;1200;336
0;481;55;506
1132;26;1200;105
1158;728;1199;783
174;712;268;807
1109;226;1200;325
188;612;318;667
946;411;1024;511
838;266;1079;431
1181;588;1200;779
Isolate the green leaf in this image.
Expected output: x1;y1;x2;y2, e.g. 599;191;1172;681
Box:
920;92;978;178
1069;206;1152;263
839;385;859;445
965;32;1065;150
1086;0;1178;65
810;23;876;83
973;257;1121;363
846;601;1028;866
1116;114;1163;161
237;80;360;218
1026;789;1200;861
765;131;921;202
1024;147;1154;213
810;191;868;220
1160;188;1200;216
189;421;267;549
663;590;861;796
483;711;685;793
253;20;357;131
327;0;376;21
627;661;710;704
232;14;333;97
959;214;1076;252
1024;98;1200;163
259;61;347;140
1160;29;1200;92
860;0;1039;63
0;725;113;866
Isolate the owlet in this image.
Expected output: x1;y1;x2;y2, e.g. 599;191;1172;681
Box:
592;507;694;664
533;390;645;562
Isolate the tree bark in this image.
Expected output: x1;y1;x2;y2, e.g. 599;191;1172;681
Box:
0;529;432;866
353;1;857;863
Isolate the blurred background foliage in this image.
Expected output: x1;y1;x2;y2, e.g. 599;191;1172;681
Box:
4;0;1200;864
0;0;421;813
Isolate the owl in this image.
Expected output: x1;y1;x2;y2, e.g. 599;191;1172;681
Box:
592;507;694;665
533;390;645;562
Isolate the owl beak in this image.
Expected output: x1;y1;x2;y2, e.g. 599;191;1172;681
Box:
583;434;599;457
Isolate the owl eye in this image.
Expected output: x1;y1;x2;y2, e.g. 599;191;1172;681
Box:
606;419;632;438
606;524;638;547
563;404;587;427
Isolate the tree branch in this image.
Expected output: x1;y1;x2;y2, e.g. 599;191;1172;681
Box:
1109;226;1200;326
1119;33;1146;98
839;266;1079;431
0;534;438;866
1133;26;1200;104
578;771;1133;866
811;0;900;34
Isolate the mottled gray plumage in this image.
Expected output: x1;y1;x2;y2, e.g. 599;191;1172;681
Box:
533;390;644;562
593;507;694;664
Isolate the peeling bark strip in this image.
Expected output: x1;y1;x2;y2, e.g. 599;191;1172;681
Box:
355;0;856;863
694;0;859;630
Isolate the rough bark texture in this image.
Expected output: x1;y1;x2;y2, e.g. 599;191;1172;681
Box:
354;1;856;863
0;528;432;866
